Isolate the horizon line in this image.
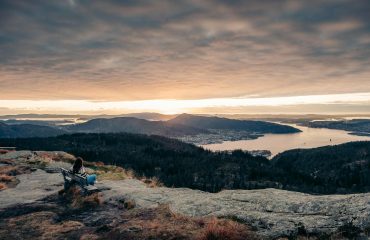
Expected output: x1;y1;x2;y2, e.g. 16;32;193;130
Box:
1;92;370;115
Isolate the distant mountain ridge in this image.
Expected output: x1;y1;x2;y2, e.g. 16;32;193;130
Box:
118;112;176;121
0;113;301;139
0;112;175;121
168;113;301;133
65;117;208;137
305;119;370;136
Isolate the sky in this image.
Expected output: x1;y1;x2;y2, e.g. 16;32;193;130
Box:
0;0;370;114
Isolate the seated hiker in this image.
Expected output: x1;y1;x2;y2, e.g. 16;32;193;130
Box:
70;157;97;185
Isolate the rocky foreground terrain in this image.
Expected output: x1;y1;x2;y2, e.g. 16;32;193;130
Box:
1;151;370;239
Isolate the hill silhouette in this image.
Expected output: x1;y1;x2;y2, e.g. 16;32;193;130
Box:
65;117;208;136
169;113;301;133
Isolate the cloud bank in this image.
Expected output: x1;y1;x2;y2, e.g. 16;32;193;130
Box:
0;0;369;113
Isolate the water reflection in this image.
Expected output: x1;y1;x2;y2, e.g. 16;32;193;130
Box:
201;124;370;157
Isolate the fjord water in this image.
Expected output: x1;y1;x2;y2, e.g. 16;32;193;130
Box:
202;124;370;157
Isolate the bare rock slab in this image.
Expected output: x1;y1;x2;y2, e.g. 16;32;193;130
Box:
101;179;370;238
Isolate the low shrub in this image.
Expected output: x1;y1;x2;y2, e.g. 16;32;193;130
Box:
336;221;361;239
97;171;128;181
197;217;258;240
63;186;103;209
0;165;30;175
123;199;136;210
94;165;135;181
142;177;163;188
0;174;15;182
0;182;7;190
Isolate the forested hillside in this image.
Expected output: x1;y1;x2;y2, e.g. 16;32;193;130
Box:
0;133;279;192
272;141;370;193
1;133;370;194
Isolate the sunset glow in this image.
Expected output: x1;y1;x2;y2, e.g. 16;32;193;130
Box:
1;92;369;115
1;0;369;114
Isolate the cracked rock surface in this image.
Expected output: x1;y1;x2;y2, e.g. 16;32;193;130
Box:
101;179;370;238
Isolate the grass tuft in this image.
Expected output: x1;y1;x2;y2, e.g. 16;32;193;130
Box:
142;176;163;188
197;217;258;240
0;174;14;182
123;199;136;210
0;182;7;190
62;186;103;209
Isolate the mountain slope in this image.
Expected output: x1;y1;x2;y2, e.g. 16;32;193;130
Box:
65;117;208;136
0;122;65;138
0;133;277;192
2;130;370;194
168;114;301;133
272;141;370;193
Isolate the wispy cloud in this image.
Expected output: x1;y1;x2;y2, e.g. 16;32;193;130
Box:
0;0;369;113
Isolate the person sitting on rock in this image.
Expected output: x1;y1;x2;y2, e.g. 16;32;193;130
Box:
71;157;97;185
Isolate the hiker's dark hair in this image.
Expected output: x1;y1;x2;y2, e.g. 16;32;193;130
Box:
72;157;84;174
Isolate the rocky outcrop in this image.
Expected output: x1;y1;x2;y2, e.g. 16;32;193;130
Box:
0;170;63;208
102;179;370;238
1;151;370;239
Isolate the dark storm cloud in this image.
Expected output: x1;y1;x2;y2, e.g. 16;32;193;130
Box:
0;0;369;100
